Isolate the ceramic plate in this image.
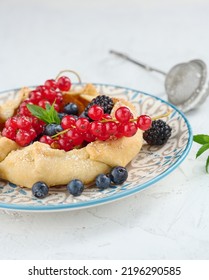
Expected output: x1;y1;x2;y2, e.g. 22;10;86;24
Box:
0;84;192;212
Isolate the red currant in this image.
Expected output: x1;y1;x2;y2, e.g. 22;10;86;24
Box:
75;118;90;133
44;79;57;90
89;121;103;137
18;102;32;116
2;127;16;140
57;76;71;91
44;89;57;102
137;115;152;131
38;99;50;109
122;122;138;137
5;117;18;129
115;123;125;139
17;116;32;130
88;105;104;121
30;117;44;134
66;129;83;146
97;131;110;141
39;135;54;145
83;131;96;143
58;136;74;151
29;90;43;104
54;91;63;105
15;129;32;146
104;121;117;137
61;115;76;129
115;106;132;123
29;128;37;139
35;85;47;93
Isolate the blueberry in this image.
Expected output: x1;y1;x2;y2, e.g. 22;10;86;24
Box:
58;112;67;120
64;103;79;115
67;179;84;196
32;181;49;198
109;166;128;185
95;174;111;190
44;124;63;136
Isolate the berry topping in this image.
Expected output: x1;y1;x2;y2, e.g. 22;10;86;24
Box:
75;117;90;133
5;117;18;129
137;115;152;131
61;115;76;129
39;135;54;145
67;179;84;196
122;122;138;137
38;99;50;109
95;174;111;190
63;102;79;115
143;120;172;145
16;116;32;130
18;101;32;116
57;76;71;91
58;112;67;120
83;131;96;143
44;79;57;90
29;90;43;104
66;128;83;146
109;166;128;185
115;106;132;123
84;95;114;116
44;124;63;136
88;105;104;121
2;127;16;140
89;121;103;137
32;181;49;198
58;136;74;151
15;129;33;146
1;69;172;154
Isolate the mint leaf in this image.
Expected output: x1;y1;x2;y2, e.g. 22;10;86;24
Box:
196;143;209;158
206;156;209;173
48;104;60;124
193;134;209;144
27;104;60;124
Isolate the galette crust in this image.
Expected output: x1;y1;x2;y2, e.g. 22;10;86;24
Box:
0;87;30;122
0;136;20;162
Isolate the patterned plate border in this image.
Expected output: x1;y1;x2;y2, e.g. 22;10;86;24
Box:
0;84;193;212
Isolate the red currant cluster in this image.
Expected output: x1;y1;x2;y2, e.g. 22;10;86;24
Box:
2;76;71;146
39;105;152;151
19;76;71;115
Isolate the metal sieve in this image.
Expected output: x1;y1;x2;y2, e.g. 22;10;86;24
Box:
110;50;209;112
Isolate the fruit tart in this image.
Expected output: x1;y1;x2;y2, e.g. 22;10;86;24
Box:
0;72;171;198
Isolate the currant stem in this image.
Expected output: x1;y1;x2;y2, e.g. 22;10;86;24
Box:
100;110;172;123
52;128;70;139
55;70;82;84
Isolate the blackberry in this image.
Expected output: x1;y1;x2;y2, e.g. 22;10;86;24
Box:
83;95;114;118
143;120;172;145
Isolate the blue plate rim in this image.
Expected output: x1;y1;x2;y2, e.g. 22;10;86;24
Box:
0;83;193;212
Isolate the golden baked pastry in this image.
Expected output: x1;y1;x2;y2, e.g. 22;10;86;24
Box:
0;81;143;189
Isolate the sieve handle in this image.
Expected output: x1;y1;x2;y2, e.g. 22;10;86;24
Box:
110;50;167;76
